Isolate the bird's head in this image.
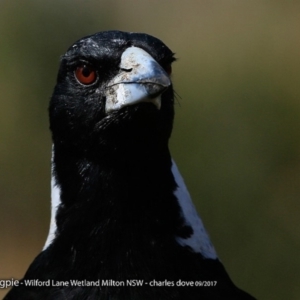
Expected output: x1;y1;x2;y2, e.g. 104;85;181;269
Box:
49;31;176;156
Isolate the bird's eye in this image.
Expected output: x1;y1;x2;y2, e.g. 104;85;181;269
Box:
75;65;97;85
164;64;172;76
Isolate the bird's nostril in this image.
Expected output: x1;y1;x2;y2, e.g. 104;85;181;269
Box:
121;67;133;72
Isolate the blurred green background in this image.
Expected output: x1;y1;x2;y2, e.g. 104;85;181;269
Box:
1;0;300;299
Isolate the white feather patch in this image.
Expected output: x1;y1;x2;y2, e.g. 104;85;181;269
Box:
43;148;61;250
172;160;218;259
42;150;217;259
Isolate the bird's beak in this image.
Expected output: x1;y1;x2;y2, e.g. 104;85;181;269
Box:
105;46;171;113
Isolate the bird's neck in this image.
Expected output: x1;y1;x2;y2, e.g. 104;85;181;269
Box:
50;141;181;248
53;139;174;204
43;141;186;279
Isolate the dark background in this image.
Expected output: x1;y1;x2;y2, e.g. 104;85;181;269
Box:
1;1;300;299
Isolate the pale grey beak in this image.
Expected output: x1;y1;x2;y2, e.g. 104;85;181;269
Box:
105;46;171;113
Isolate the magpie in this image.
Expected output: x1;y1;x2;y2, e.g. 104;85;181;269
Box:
5;31;255;300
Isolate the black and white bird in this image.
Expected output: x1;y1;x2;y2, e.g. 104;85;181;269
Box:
5;31;255;300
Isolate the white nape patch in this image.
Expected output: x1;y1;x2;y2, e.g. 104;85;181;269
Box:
43;148;61;250
105;46;170;113
172;160;218;259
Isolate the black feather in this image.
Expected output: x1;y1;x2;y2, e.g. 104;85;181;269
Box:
5;30;255;300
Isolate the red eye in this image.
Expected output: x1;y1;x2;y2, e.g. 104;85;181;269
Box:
75;65;96;85
165;64;172;76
